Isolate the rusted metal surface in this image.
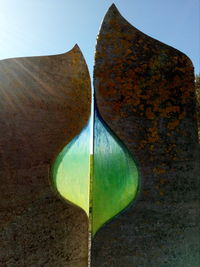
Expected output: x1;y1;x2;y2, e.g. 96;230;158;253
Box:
0;45;90;266
93;4;199;266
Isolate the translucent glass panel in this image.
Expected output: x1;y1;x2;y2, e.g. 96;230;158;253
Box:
92;112;139;235
52;122;91;216
52;112;139;236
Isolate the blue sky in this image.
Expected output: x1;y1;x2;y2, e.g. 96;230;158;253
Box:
0;0;199;76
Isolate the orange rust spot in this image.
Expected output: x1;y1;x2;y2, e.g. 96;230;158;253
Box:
114;102;121;112
147;126;160;143
160;106;180;118
165;144;177;153
179;112;186;120
159;178;168;185
139;104;144;110
146;107;155;119
167;119;180;130
153;167;166;174
107;81;116;88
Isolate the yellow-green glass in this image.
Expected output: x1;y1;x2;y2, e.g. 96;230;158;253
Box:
52;122;90;216
92;112;139;235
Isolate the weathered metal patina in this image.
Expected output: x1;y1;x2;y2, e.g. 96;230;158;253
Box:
92;4;199;266
0;4;199;266
0;45;91;266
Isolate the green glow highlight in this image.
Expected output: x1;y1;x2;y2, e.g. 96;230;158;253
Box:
52;114;139;236
92;113;139;235
52;123;90;216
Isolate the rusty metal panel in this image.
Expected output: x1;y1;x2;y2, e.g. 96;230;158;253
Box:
93;4;199;266
0;45;91;266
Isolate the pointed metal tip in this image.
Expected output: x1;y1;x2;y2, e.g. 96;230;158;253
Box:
109;3;119;12
62;44;82;57
70;43;83;54
73;44;80;51
105;3;121;19
110;3;117;9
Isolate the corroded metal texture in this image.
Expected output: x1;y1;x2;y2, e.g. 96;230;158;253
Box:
0;45;91;266
93;4;199;266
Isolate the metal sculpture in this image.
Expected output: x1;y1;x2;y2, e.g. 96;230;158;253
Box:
92;4;199;266
0;45;91;266
0;4;199;267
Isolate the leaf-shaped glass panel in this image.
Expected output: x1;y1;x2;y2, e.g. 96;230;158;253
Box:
52;121;91;216
92;111;139;235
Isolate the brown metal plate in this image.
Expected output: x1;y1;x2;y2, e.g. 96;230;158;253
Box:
93;4;199;266
0;45;91;266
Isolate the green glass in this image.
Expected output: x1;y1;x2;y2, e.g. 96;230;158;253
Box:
92;112;139;235
52;122;90;216
51;113;139;236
